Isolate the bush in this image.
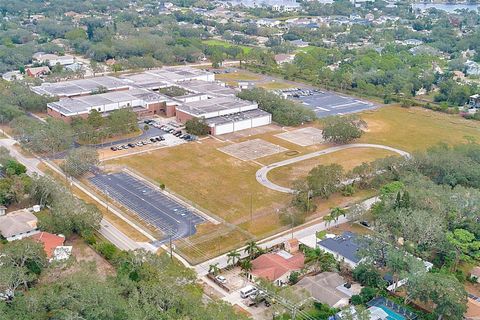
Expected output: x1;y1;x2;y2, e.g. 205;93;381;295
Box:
353;263;386;288
350;294;363;305
95;241;118;261
289;271;300;284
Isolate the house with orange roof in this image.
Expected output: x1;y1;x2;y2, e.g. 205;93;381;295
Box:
29;232;70;262
249;248;304;286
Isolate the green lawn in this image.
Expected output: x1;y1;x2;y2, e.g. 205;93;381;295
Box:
202;39;253;54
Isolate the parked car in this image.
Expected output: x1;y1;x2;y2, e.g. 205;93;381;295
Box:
240;285;258;299
156;136;163;141
215;275;227;284
128;143;135;148
110;146;117;151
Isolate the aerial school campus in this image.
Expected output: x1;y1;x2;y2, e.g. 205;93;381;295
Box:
2;2;480;318
4;62;480;319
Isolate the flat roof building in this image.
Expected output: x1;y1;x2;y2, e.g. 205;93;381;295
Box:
318;232;364;268
32;76;130;97
47;88;176;120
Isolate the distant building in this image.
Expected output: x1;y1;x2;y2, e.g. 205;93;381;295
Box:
0;209;39;241
26;66;50;78
33;52;76;67
274;54;296;65
289;39;309;48
465;60;480;76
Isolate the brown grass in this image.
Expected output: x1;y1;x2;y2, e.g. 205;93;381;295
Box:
268;147;395;187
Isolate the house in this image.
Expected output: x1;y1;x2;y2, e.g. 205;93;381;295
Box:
32;53;76;67
317;232;364;268
470;266;480;283
289;39;309;48
29;232;66;261
295;272;356;308
26;66;50;78
249;249;304;286
466;61;480;76
0;209;39;241
274;54;295;65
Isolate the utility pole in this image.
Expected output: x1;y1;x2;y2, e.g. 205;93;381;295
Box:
169;235;173;260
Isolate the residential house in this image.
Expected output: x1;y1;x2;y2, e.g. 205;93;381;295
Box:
29;232;70;262
249;241;304;286
274;54;295;65
466;297;480;320
317;232;364;268
470;266;480;283
295;272;357;308
0;209;39;241
33;52;76;67
465;60;480;76
289;39;309;48
26;66;50;78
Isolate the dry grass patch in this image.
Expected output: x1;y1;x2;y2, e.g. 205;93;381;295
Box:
108;139;291;225
257;81;297;90
357;106;480;151
267;147;395;187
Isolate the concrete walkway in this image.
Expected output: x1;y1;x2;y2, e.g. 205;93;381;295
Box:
256;143;411;193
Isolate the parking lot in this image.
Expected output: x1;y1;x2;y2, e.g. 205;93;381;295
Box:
218;139;288;161
282;88;376;118
89;172;204;242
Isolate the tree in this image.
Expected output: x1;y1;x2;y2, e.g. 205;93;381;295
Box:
322;115;366;144
185;117;210;136
352;263;385;288
307;163;344;199
0;239;47;299
408;273;467;320
240;259;253;273
208;263;220;276
63;147;99;177
226;249;240;267
446;228;480;270
330;207;346;224
244;241;261;258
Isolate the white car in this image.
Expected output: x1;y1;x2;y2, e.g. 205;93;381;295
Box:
215;275;227;284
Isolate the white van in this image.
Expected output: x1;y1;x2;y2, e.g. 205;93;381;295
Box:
240;285;258;299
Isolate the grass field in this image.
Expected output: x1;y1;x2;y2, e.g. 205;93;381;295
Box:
215;70;262;86
202;39;252;53
357;106;480;151
107;105;480;262
267;147;396;187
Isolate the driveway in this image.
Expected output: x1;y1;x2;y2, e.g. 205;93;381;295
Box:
256;143;411;193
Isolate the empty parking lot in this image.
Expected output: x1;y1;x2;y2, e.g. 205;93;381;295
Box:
89;172;203;242
293;91;376;118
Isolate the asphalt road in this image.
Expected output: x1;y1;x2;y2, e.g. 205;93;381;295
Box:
294;91;376;118
256;143;411;193
90;172;204;243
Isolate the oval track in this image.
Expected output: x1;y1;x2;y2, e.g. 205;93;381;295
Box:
255;143;411;193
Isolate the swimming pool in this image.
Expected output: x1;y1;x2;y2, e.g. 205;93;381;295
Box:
378;305;407;320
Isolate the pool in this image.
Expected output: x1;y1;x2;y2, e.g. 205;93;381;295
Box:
378;305;407;320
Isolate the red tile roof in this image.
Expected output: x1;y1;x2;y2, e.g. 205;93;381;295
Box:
251;252;304;282
30;232;65;258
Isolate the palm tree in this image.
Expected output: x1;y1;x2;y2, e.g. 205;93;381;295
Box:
227;249;241;267
240;259;253;273
244;241;260;258
323;214;334;227
330;207;346;226
208;263;220;276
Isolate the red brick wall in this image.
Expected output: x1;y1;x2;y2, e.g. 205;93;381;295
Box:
166;104;177;117
47;107;88;123
176;110;194;123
